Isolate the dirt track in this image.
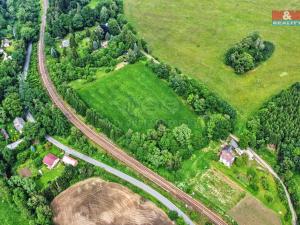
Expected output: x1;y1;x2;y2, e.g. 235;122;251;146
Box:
38;0;227;224
52;178;173;225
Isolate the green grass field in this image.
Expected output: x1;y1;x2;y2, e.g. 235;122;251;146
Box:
70;62;204;134
0;201;29;225
125;0;300;121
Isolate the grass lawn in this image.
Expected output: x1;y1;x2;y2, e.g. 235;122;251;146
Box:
70;62;204;134
37;163;65;188
15;142;65;189
124;0;300;122
0;200;30;225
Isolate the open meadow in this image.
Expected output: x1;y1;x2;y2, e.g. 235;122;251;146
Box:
124;0;300;121
70;62;204;135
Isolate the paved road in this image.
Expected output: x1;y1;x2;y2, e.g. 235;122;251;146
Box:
38;0;227;224
249;149;297;225
46;136;194;225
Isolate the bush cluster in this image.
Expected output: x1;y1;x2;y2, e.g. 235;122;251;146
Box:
225;32;274;74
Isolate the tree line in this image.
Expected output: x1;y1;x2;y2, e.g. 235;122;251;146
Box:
146;60;237;141
242;82;300;219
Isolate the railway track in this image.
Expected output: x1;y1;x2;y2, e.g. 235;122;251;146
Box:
38;0;227;224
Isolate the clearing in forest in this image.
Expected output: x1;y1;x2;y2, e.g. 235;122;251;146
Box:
70;62;204;134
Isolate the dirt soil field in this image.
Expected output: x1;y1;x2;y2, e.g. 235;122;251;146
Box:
51;178;173;225
228;195;281;225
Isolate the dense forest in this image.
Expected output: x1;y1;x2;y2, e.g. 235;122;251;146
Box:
242;82;300;219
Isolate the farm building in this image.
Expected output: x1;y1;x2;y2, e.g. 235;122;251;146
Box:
219;146;235;167
43;153;60;169
13;117;25;133
62;155;78;167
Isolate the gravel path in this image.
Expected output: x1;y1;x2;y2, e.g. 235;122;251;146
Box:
249;148;297;225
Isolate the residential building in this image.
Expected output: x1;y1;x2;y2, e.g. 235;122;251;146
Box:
62;155;78;167
61;39;70;48
2;39;10;48
219;146;235;167
43;153;60;169
13;117;25;133
7;139;24;150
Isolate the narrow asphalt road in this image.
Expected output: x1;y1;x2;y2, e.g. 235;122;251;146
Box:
38;0;227;224
249;149;297;225
46;136;194;225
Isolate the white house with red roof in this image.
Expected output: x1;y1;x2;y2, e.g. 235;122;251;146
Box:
62;155;78;167
43;153;59;169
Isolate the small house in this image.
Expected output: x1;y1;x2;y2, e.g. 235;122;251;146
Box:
62;155;78;167
7;139;24;150
61;39;70;48
13;117;25;133
43;153;60;169
219;146;235;167
1;128;9;140
2;39;10;48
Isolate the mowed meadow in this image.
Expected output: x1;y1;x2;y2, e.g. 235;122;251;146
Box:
70;62;204;135
124;0;300;121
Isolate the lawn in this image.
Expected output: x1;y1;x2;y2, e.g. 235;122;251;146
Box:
70;62;204;134
0;200;30;225
124;0;300;122
15;142;65;189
